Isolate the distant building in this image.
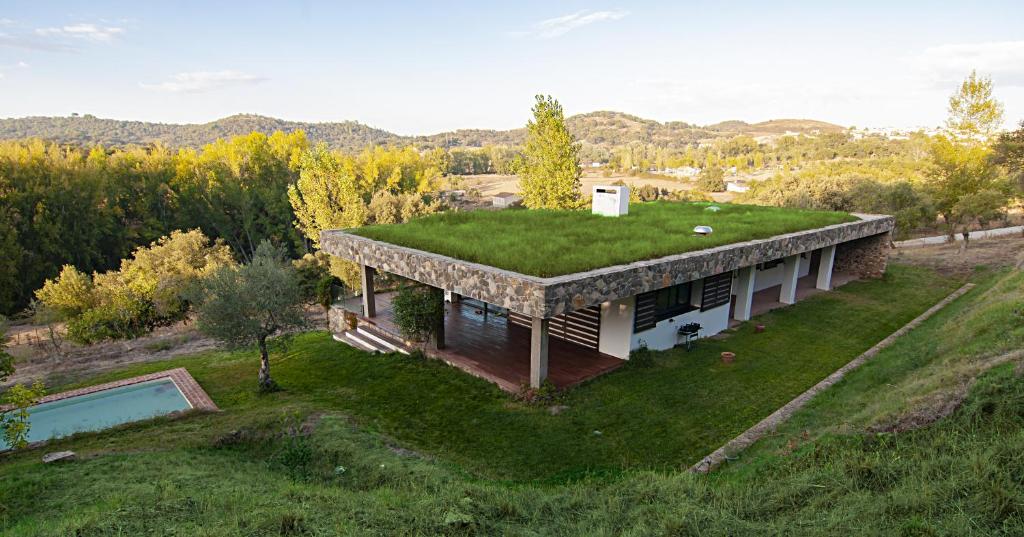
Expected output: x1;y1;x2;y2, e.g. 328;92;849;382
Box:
726;180;750;193
663;166;700;179
492;192;522;208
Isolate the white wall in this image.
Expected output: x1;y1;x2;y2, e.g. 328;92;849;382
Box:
630;303;730;352
599;296;635;359
753;254;811;291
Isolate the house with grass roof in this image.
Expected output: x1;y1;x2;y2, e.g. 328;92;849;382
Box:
322;188;893;392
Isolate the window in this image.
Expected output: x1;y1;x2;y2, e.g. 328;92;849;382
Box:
701;272;732;311
634;282;695;332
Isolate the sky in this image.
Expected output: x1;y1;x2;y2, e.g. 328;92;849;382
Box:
1;0;1022;135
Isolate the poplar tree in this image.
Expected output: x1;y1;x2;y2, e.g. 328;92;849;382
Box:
518;95;583;209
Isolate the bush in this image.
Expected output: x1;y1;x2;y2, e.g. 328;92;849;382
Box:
37;230;235;344
514;379;561;405
696;167;726;192
391;284;444;343
66;297;158;344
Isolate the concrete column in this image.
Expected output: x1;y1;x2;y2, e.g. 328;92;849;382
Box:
432;287;446;350
816;245;836;290
530;317;549;388
780;254;800;305
360;265;376;318
733;266;756;321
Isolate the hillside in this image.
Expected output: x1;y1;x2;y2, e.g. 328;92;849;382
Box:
0;111;844;150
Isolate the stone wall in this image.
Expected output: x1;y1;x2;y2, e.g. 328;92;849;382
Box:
321;214;895;318
834;232;891;278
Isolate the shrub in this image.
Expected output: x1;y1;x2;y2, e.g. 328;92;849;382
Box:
37;230;235;344
628;345;655;368
35;265;96;319
514;379;561;405
391;283;444;343
66;297;157;344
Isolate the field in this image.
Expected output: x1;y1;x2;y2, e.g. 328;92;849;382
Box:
353;201;857;277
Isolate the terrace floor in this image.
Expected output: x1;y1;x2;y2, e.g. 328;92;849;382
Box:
344;293;624;392
733;270;859;325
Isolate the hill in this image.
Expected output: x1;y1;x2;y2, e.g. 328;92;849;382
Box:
0;111;845;150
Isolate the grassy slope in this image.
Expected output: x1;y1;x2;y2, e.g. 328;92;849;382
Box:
353;201;856;276
5;264;1023;535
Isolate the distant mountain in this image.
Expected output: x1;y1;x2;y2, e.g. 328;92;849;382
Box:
0;111;845;150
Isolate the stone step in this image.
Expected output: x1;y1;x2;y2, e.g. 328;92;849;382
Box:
334;331;379;353
356;327;410;355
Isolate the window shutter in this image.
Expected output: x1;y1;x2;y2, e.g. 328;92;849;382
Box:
701;272;733;311
634;291;658;332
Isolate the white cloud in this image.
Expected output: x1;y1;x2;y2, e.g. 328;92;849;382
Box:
0;31;75;52
914;41;1024;87
516;9;630;39
0;18;14;26
35;23;124;42
139;70;268;93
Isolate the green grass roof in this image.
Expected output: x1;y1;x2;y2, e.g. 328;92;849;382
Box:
352;201;859;277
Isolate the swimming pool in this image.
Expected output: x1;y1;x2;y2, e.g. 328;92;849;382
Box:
1;368;217;450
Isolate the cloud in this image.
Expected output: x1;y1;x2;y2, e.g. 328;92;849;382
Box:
35;23;124;42
914;41;1024;87
515;9;630;39
0;18;14;26
139;70;268;93
0;32;76;52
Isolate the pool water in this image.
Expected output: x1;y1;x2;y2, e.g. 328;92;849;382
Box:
2;378;192;449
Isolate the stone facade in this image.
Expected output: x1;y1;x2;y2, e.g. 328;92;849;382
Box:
834;232;891;278
321;214;895;319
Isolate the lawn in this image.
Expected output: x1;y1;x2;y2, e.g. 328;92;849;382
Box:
2;264;955;482
6;264;1024;535
351;201;858;276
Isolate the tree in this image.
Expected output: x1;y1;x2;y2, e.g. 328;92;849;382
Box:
288;144;369;250
190;241;307;392
926;73;1011;247
391;283;444;348
993;120;1024;199
696;167;727;192
946;71;1005;142
518;95;583;209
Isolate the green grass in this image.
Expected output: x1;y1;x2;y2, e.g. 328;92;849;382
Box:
352;201;857;276
2;265;953;481
3;265;1024;535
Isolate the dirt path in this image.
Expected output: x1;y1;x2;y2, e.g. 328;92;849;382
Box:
4;309;327;388
889;235;1024;277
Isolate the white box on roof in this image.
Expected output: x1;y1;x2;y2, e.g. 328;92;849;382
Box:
592;185;629;217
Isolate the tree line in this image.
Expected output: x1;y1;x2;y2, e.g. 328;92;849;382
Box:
742;72;1023;241
0;132;447;316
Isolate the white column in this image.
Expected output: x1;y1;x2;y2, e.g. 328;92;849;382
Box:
780;254;800;305
816;245;836;291
733;266;756;321
361;265;376;317
530;317;549;388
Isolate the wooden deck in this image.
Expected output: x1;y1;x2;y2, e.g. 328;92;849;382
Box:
348;293;624;392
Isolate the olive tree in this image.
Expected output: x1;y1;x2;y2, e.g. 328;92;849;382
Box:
0;316;45;449
190;241;306;392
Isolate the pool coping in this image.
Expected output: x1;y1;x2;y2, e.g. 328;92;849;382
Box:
4;368;218;412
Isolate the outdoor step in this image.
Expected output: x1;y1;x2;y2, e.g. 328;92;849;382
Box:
338;331;380;353
356;327;410;355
